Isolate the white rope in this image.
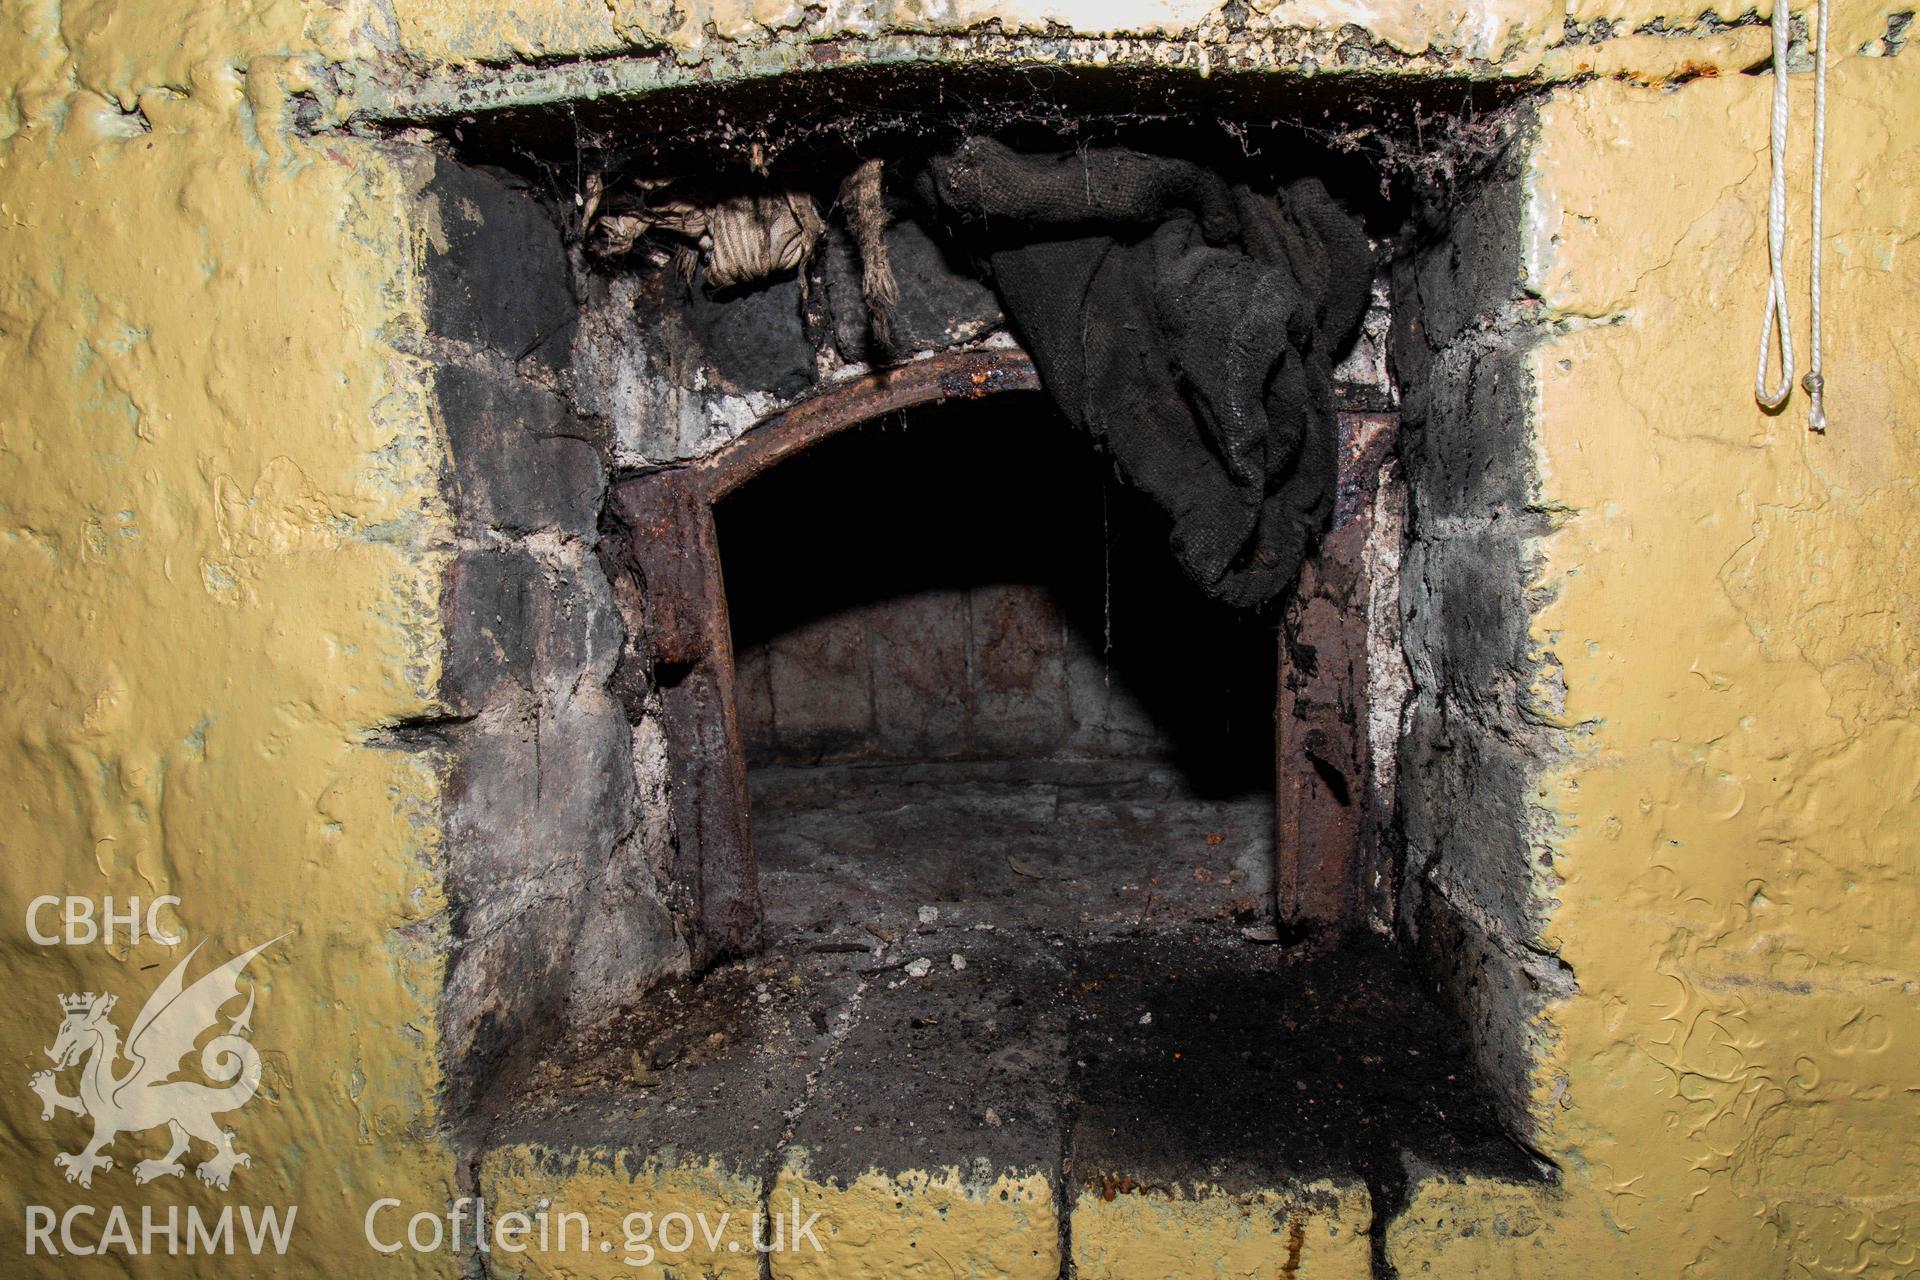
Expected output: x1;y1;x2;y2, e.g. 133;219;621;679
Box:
1754;0;1795;411
1802;0;1830;432
1754;0;1833;431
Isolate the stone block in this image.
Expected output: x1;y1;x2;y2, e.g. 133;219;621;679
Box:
1396;694;1544;948
1401;882;1561;1141
443;546;540;710
442;546;624;712
968;584;1067;756
531;549;624;698
1399;524;1539;721
870;588;969;758
772;936;1069;1280
767;608;872;761
443;693;634;909
1396;338;1536;523
438;689;640;1079
437;364;604;538
439;890;582;1088
1071;1179;1373;1280
1403;167;1527;354
824;217;1003;361
424;159;575;366
680;272;815;398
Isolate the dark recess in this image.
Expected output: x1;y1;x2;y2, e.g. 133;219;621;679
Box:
419;60;1525;246
716;394;1281;796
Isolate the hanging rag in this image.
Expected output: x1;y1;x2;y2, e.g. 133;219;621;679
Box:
915;138;1372;608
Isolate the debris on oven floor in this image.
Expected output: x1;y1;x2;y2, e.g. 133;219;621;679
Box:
752;759;1280;942
470;759;1540;1276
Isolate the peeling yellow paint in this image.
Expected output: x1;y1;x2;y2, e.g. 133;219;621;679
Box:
386;3;632;69
1391;60;1920;1280
1566;0;1908;65
1072;1179;1373;1280
1251;0;1558;60
481;1144;765;1280
1536;27;1773;84
371;0;1912;73
0;5;450;1276
1385;1175;1602;1276
771;1156;1059;1279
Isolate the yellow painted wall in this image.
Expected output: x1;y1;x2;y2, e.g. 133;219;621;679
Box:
1394;29;1920;1280
1497;62;1920;1277
357;0;1905;83
2;0;1914;1276
0;3;453;1274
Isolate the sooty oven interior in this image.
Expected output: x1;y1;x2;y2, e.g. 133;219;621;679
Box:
425;62;1566;1273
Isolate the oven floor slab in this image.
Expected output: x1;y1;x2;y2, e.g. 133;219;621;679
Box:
752;759;1278;942
472;924;1535;1279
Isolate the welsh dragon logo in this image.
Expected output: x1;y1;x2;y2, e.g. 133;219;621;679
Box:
30;936;283;1190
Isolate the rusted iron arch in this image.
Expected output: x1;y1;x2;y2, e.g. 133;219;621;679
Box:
697;348;1040;501
605;348;1040;966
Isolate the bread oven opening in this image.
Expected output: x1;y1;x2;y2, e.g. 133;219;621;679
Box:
722;393;1280;944
414;60;1571;1275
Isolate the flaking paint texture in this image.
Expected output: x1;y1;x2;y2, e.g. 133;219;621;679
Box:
1071;1179;1373;1279
770;1159;1061;1280
1391;55;1920;1280
366;0;1912;80
481;1144;766;1280
0;2;453;1274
